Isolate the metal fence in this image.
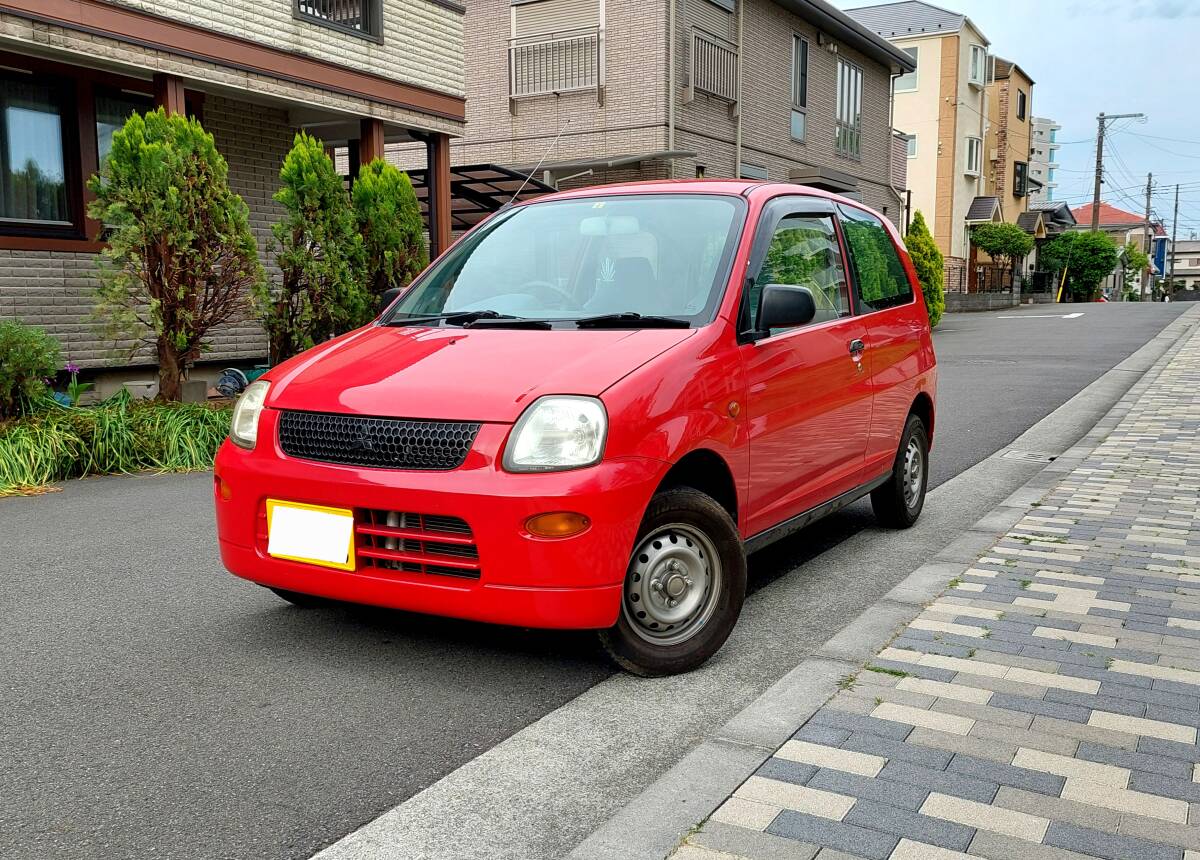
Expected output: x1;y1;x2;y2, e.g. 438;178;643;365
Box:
509;28;601;99
691;30;738;102
974;265;1016;294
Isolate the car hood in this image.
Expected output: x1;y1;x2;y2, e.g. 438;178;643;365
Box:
265;324;696;422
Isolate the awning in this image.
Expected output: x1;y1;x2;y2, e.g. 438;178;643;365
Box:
406;163;555;231
788;165;861;195
966;196;1002;223
1016;210;1047;238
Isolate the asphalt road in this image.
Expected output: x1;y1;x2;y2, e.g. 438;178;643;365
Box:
0;302;1187;860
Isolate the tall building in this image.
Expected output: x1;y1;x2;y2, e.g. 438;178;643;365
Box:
985;58;1036;222
1030;116;1061;202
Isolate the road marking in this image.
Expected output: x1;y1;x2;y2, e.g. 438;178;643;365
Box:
996;312;1085;319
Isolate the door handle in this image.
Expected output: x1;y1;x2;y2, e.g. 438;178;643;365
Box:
848;339;866;355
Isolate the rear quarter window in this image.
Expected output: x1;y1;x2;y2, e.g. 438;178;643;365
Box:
839;205;913;313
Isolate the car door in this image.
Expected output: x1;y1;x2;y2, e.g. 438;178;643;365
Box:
837;204;927;480
740;197;873;539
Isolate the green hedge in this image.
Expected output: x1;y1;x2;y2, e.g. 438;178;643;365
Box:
0;390;231;496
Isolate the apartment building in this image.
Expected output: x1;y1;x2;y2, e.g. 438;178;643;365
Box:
846;0;995;291
0;0;465;372
442;0;914;224
1029;115;1060;203
985;58;1035;222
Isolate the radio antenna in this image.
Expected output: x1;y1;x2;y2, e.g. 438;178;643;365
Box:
504;119;569;208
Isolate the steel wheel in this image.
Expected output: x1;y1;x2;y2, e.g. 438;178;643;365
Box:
902;437;924;510
621;522;723;646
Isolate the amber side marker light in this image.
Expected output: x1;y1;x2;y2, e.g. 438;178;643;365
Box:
215;474;233;501
525;512;591;538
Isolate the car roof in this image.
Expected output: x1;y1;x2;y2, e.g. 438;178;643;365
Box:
527;178;859;207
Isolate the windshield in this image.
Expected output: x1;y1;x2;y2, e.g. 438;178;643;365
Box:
383;193;745;326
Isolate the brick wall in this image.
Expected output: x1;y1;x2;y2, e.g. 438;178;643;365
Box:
0;95;290;368
107;0;465;98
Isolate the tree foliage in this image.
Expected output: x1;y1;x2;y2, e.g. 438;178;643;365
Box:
254;133;366;364
904;211;944;327
0;320;60;418
1122;241;1150;301
88;109;263;401
1039;231;1120;300
352;159;428;302
971;222;1034;275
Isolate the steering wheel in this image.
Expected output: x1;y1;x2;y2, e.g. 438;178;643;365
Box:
521;280;583;312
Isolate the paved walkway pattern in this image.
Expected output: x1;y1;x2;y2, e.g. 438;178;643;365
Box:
673;329;1200;860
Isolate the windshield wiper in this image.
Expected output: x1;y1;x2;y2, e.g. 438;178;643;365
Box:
463;317;553;330
385;310;516;327
571;312;691;329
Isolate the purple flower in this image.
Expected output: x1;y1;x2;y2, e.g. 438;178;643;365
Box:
65;361;80;375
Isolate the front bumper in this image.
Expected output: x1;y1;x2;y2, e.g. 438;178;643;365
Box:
213;412;665;629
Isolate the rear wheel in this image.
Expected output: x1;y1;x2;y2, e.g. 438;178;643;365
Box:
871;413;929;528
266;586;331;608
599;488;746;676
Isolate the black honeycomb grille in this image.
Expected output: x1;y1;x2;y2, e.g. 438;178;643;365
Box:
278;410;480;470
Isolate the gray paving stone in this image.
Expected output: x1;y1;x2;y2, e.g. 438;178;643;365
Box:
929;698;1033;729
693;821;821;860
1044;688;1145;717
1030;715;1140;750
1128;771;1200;803
1153;677;1200;697
1139;736;1200;763
1096;682;1199;712
1041;821;1183;860
890;637;975;659
1057;663;1154;688
989;692;1094;723
1075;742;1196;779
1146;703;1200;729
875;759;998;804
838;732;952;770
1117;814;1200;852
968;830;1097;860
842;798;974;852
868;659;956;683
808;710;913;741
756;758;819;788
993;786;1120;835
945;752;1066;796
970;719;1080;757
794;724;853;746
804;769;929;812
766;811;899;860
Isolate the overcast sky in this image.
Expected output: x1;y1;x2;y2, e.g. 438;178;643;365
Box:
830;0;1200;238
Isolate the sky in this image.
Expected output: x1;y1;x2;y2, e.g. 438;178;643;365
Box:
829;0;1200;239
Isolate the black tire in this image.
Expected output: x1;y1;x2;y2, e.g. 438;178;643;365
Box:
598;487;747;677
266;586;331;608
871;413;929;529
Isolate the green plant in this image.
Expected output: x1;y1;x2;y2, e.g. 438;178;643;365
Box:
255;132;366;364
905;211;945;327
89;109;263;401
865;665;910;678
837;673;858;691
1039;231;1120;301
0;320;60;418
1122;241;1150;301
971;222;1034;286
63;362;93;407
352;158;427;309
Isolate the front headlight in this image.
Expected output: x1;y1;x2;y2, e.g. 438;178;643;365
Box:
230;380;270;449
503;396;607;472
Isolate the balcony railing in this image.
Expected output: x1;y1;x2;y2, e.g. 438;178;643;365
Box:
509;28;603;102
296;0;379;38
690;30;738;103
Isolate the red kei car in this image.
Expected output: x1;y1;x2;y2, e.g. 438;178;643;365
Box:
215;180;936;676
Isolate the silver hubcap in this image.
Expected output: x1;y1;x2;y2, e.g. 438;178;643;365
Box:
622;523;722;646
903;437;924;509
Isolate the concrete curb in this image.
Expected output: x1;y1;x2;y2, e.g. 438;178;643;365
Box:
567;305;1200;860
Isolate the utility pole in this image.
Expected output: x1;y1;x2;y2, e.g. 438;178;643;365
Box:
1169;183;1180;300
1091;111;1146;231
1142;172;1152;301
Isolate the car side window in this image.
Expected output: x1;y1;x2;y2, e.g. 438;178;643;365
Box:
748;213;851;333
838;205;913;313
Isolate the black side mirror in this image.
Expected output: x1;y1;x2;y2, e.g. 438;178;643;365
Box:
380;286;404;310
758;284;816;332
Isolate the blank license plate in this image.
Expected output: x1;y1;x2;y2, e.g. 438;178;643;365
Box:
266;500;356;571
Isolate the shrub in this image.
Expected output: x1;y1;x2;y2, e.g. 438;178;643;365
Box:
0;320;60;418
904;211;944;327
254;133;366;364
0;390;231;496
353;159;428;306
971;222;1034;284
88;109;264;401
1040;231;1120;301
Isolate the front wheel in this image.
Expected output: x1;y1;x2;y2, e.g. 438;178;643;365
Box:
871;413;929;528
598;488;747;676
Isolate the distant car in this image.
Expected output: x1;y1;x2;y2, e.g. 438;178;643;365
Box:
214;180;937;676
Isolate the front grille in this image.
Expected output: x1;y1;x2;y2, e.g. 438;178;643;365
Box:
355;510;481;580
278;410;480;470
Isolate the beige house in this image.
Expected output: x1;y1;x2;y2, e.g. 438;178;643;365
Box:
847;0;995;291
0;0;465;380
985;58;1035;223
433;0;914;224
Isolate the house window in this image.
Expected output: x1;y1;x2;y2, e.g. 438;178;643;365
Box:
295;0;382;40
1014;161;1028;197
894;47;918;92
95;89;154;169
907;135;917;158
836;58;863;158
968;44;987;86
0;74;73;231
791;35;808;142
1016;89;1027;121
965;136;982;175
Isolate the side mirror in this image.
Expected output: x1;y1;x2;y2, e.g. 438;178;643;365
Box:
380;286;404;310
758;284;816;332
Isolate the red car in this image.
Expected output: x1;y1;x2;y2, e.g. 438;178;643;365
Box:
215;180;936;676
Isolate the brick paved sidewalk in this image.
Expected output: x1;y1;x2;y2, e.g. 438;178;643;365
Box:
672;329;1200;860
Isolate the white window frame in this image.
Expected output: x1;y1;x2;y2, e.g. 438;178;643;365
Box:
906;135;917;158
965;136;982;176
791;34;808;142
894;46;918;92
836;58;864;159
968;44;987;87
